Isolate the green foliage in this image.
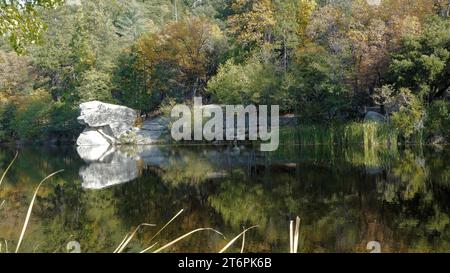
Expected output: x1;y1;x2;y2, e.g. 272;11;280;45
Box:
0;0;65;54
0;89;80;142
389;15;450;101
391;89;425;140
112;49;154;111
11;89;54;139
113;0;154;42
115;16;228;112
425;100;450;141
0;50;36;94
0;102;15;140
285;45;350;120
227;0;276;49
1;0;449;143
30;1;122;102
77;69;114;103
207;58;281;106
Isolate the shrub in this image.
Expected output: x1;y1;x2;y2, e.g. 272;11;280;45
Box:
77;69;114;103
390;89;425;140
0;89;81;142
207;59;282;106
12;89;54;140
425;100;450;142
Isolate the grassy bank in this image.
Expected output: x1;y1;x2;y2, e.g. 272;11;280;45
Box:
279;122;399;148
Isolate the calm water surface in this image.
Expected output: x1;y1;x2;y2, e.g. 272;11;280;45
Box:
0;144;449;253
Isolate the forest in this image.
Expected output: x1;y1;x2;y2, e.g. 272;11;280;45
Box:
0;0;449;144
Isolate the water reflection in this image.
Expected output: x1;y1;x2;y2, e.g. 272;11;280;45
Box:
78;146;139;189
0;144;449;253
77;145;254;189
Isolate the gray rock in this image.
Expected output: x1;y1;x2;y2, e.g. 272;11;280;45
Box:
76;101;171;146
136;129;164;144
78;101;137;138
116;127;166;145
136;115;170;144
280;114;300;126
364;111;386;123
141;116;170;131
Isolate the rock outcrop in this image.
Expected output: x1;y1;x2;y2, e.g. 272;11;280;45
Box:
76;101;169;146
77;101;137;146
118;116;171;145
76;128;112;146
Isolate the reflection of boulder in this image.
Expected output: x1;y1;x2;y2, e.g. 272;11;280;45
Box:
77;144;288;189
77;145;173;189
80;160;138;190
78;146;139;189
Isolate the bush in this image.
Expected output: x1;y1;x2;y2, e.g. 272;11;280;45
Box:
390;89;425;140
207;59;282;106
45;102;81;140
425;100;450;142
77;69;114;103
12;89;54;140
0;101;15;141
0;89;81;142
286;44;351;121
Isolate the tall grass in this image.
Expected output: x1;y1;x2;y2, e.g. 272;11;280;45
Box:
137;210;257;253
15;170;64;253
219;226;258;253
289;217;300;253
152;228;225;253
279;122;398;148
0;153;18;253
139;209;190;253
0;240;8;253
0;151;18;188
114;223;156;253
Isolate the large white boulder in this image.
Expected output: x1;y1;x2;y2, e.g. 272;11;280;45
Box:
77;101;137;138
76;101;170;146
76;128;111;146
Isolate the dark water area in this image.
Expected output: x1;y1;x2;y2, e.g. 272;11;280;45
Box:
0;144;449;253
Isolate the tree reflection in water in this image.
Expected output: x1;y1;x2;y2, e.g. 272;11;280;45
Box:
0;144;449;252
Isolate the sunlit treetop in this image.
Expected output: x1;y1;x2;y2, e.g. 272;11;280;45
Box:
0;0;65;54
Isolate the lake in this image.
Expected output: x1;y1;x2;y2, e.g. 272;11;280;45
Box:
0;144;449;253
